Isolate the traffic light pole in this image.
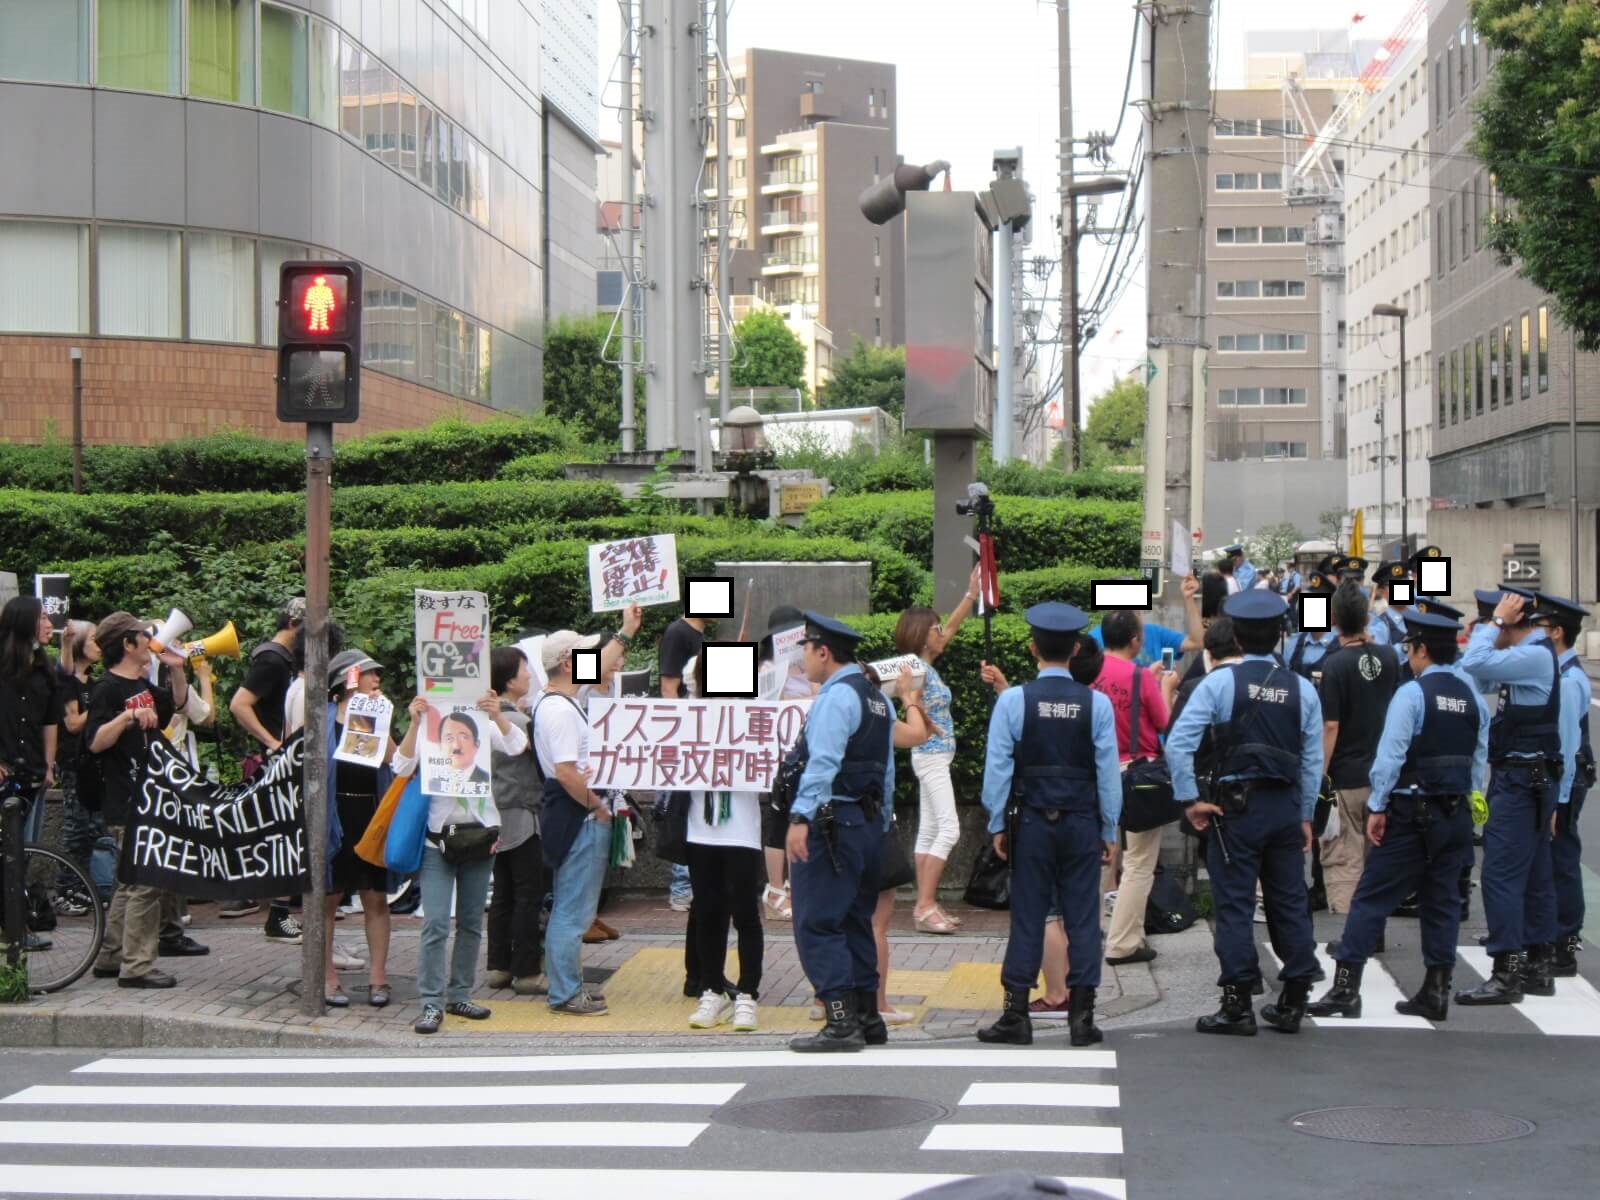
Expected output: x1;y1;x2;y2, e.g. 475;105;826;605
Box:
299;421;332;1017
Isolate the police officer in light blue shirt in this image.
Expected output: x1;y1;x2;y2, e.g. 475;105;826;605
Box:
1308;609;1489;1023
1367;561;1412;648
785;612;895;1052
1456;586;1569;1004
1531;591;1594;977
1228;546;1258;591
1166;589;1325;1036
1282;570;1338;682
977;602;1122;1049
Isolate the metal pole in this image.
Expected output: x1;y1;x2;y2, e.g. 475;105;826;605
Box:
995;218;1015;464
1377;400;1387;550
1398;315;1408;553
1571;325;1580;598
715;0;731;421
619;1;638;454
1068;202;1082;470
1;796;23;969
1057;0;1075;470
70;348;84;495
299;422;332;1017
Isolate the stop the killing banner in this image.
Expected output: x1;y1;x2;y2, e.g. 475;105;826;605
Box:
122;735;310;899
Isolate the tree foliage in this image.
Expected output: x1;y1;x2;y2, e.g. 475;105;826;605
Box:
730;309;808;395
1252;522;1307;571
1083;375;1147;463
1472;0;1600;349
818;338;906;417
542;315;643;442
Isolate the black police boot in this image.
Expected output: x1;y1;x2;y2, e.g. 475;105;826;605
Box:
1306;961;1364;1018
1196;983;1257;1036
1394;890;1421;918
1522;943;1556;997
1068;986;1103;1048
1260;976;1313;1033
789;995;865;1053
977;987;1034;1046
1455;952;1525;1006
1552;935;1582;978
856;989;888;1046
1327;934;1384;957
1396;966;1452;1021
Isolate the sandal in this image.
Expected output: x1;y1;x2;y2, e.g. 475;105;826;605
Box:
913;909;958;935
324;989;351;1008
937;905;964;927
762;884;792;921
880;1007;916;1025
368;983;391;1008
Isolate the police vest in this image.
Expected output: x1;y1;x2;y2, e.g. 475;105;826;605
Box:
1560;656;1596;789
1379;610;1405;646
820;669;893;803
1014;675;1099;812
1216;660;1303;785
1396;671;1479;795
1488;640;1562;766
1286;632;1328;682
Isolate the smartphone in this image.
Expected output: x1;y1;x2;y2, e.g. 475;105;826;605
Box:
1161;647;1175;671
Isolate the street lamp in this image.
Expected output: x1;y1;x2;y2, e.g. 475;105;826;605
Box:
1065;175;1128;469
1372;303;1410;554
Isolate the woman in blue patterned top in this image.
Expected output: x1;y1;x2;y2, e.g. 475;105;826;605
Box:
892;566;981;934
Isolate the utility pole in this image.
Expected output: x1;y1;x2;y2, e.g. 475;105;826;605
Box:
618;0;639;454
715;0;731;420
1140;0;1210;623
1056;0;1076;469
69;347;83;494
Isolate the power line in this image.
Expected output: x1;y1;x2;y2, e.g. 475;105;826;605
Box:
1226;119;1600;178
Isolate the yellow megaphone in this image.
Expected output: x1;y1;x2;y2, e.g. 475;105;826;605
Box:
148;608;193;654
183;621;240;661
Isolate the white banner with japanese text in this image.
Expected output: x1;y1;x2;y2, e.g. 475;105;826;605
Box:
585;697;810;792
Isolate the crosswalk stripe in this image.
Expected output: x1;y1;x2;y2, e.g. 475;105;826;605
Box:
0;1121;708;1149
74;1048;1118;1076
1457;946;1600;1036
0;1166;1123;1200
1303;947;1434;1030
0;1083;742;1109
957;1082;1121;1108
921;1123;1124;1155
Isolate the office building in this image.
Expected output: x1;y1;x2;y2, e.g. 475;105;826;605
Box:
1245;29;1385;88
540;0;602;322
1343;35;1432;549
0;0;571;446
1425;0;1599;601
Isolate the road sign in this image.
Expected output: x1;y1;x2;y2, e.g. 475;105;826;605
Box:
276;261;361;423
1502;543;1541;584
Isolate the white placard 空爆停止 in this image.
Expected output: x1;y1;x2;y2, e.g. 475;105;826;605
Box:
585;697;811;793
414;590;489;705
588;533;681;613
334;692;393;769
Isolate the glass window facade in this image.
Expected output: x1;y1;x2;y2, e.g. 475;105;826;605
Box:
1537;305;1549;392
187;0;253;103
98;0;180;93
260;2;308;115
99;225;181;337
0;0;90;83
0;220;89;333
188;231;254;342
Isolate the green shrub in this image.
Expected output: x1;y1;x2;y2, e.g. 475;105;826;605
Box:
331;480;624;531
801;491;1140;572
995;564;1113;613
333;417;578;486
980;461;1143;501
498;452;570;481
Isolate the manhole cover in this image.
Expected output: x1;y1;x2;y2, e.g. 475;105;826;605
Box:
1290;1107;1536;1146
714;1094;950;1133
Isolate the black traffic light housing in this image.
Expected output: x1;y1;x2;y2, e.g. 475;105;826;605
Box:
276;260;362;423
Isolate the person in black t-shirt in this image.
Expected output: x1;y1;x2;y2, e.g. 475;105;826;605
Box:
1317;582;1401;913
55;620;105;902
85;612;188;988
0;597;65;849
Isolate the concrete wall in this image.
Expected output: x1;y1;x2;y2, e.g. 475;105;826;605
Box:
1426;506;1600;615
711;561;872;637
1203;458;1349;541
542;110;600;322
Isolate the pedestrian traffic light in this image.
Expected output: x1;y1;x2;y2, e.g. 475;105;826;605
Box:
276;261;362;423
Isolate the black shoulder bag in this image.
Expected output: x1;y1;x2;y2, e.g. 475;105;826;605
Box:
1120;666;1180;833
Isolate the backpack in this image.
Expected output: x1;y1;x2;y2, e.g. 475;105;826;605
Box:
1144;864;1198;935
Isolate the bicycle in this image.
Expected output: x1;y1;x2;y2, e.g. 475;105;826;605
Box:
2;784;105;994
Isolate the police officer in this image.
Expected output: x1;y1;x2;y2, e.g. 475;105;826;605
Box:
1282;571;1338;682
1456;586;1569;1004
1166;590;1325;1035
785;612;895;1052
1368;561;1413;647
1411;596;1480;922
1308;609;1488;1022
1531;592;1593;977
976;603;1122;1049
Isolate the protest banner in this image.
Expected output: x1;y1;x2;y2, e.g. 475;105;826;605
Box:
414;589;489;704
586;697;811;792
34;573;70;635
335;692;393;769
588;533;680;613
417;703;494;801
123;734;309;899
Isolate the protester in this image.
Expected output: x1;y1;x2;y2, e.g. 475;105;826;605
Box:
871;666;932;1024
54;619;103;908
0;598;61;853
153;649;214;959
484;646;546;996
890;566;980;934
685;782;766;1031
1088;574;1205;669
226;598;305;940
322;651;396;1008
86;613;189;988
394;688;524;1034
760;605;818;922
658;606;708;916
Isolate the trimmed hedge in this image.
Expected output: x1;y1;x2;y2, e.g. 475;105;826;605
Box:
801;491;1141;573
331;480;624;531
995;565;1110;614
498;452;570;481
982;461;1144;501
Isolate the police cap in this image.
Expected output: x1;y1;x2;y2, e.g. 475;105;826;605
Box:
1413;597;1465;621
1408;545;1444;573
1473;588;1504;620
1024;602;1090;636
1316;555;1339;575
1402;609;1462;638
1501;585;1538;602
1338;556;1369;577
1531;592;1591;623
1372;560;1412;584
1300;571;1335;596
1222;589;1288;623
1223;545;1245;556
800;611;865;656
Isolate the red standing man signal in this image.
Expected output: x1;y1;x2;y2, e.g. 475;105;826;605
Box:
302;275;337;333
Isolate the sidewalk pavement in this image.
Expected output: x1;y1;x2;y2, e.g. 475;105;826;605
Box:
1;895;1180;1050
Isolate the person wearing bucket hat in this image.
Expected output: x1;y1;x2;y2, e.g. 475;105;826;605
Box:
1530;592;1593;977
1165;589;1324;1036
1309;608;1488;1023
1456;586;1567;1005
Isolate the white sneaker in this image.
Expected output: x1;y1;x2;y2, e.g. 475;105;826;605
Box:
332;941;367;971
1103;890;1119;918
668;892;694;912
732;993;759;1031
689;989;734;1029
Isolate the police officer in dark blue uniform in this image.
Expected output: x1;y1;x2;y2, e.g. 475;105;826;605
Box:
1165;590;1325;1035
977;603;1122;1049
1368;561;1412;647
1531;592;1593;977
1457;586;1568;1004
1282;570;1337;682
1308;609;1489;1022
785;612;895;1052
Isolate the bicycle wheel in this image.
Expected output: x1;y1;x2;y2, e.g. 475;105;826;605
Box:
19;845;105;994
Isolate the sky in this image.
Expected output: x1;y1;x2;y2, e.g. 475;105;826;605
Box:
595;0;1418;418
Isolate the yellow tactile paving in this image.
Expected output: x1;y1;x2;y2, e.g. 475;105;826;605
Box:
919;962;1010;1011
